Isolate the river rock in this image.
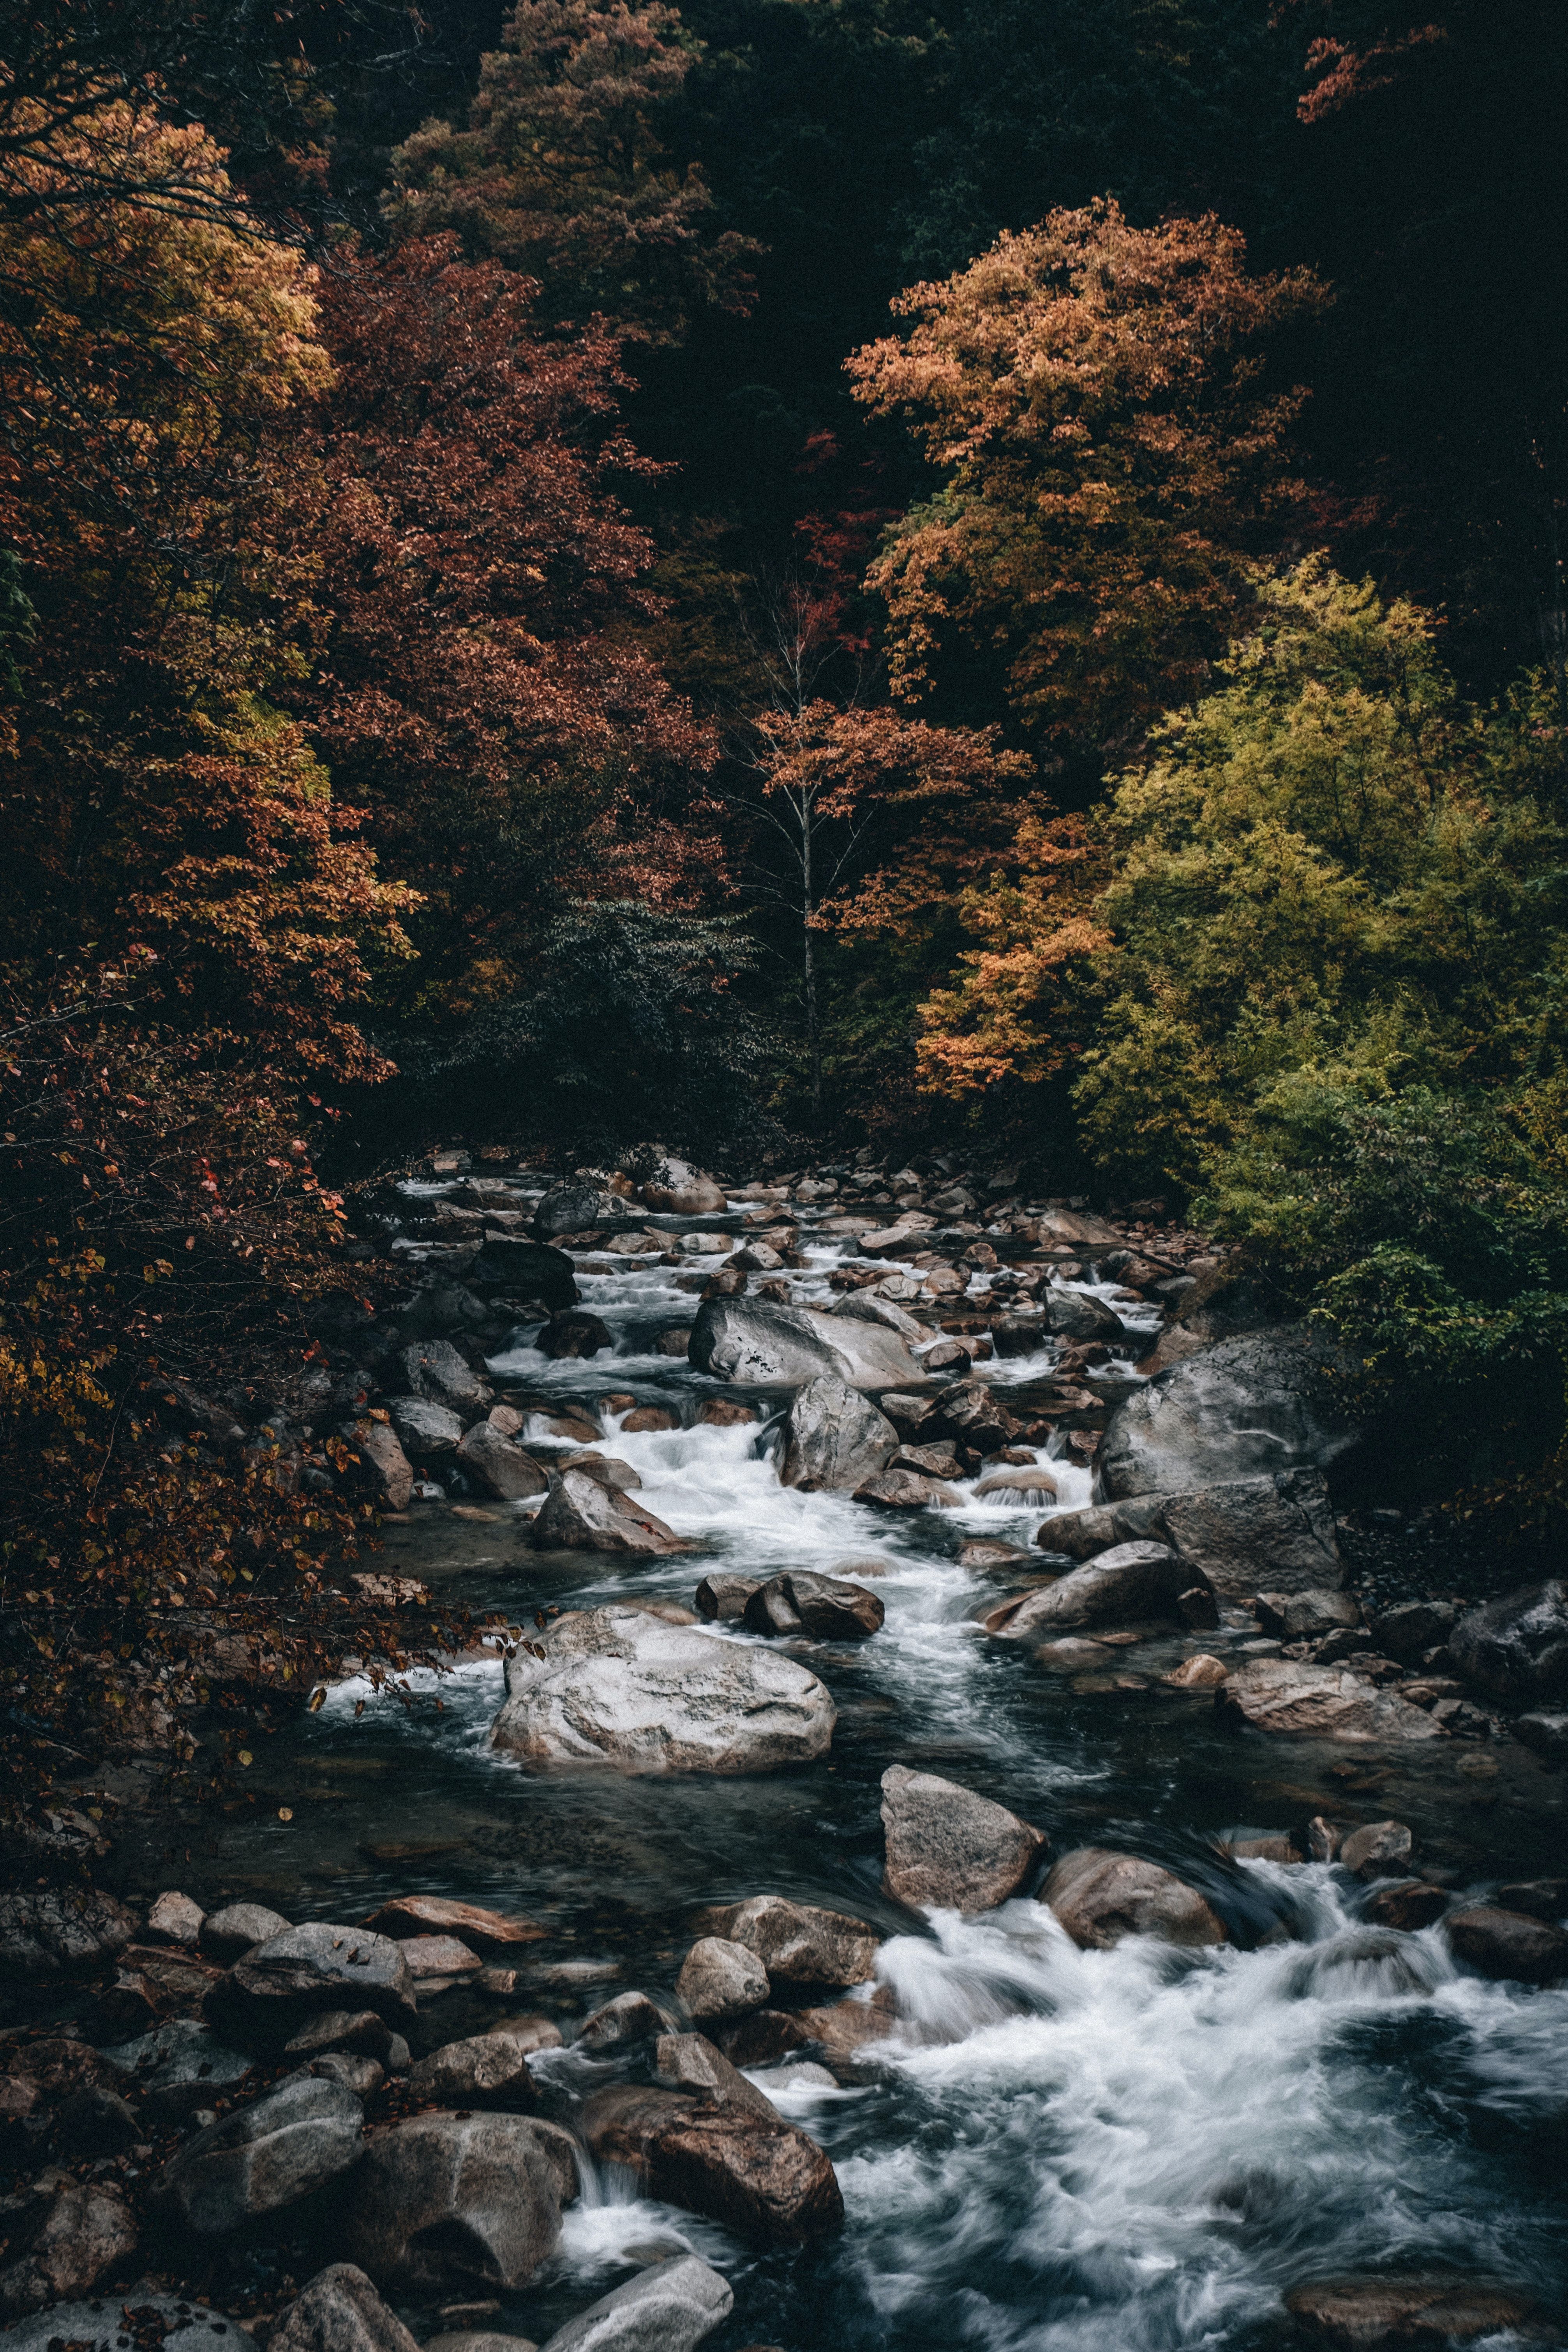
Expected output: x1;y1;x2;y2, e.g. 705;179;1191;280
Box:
642;1161;727;1215
101;2017;254;2121
974;1465;1058;1499
201;1900;291;1962
146;1890;205;1947
742;1570;885;1640
1043;1849;1228;1950
1444;1906;1568;1985
402;1339;492;1415
0;2288;240;2352
780;1375;897;1491
531;1468;688;1554
1254;1589;1361;1640
694;1572;761;1621
1043;1286;1127;1342
0;1886;136;1980
880;1766;1046;1912
676;1936;770;2021
1218;1660;1446;1742
363;1896;545;1949
688;1296;919;1390
1493;1879;1568;1921
1514;1711;1568;1762
833;1291;925;1340
457;1422;550;1500
1284;2272;1552;2345
532;1184;619;1237
1098;1329;1361;1502
1035;1495;1169;1558
1449;1579;1568;1706
580;2085;843;2244
992;1543;1198;1638
471;1237;579;1307
540;1309;614;1359
491;1607;835;1773
691;1895;877;1986
154;2071;363;2235
1363;1883;1449;1931
654;2031;778;2122
272;2263;421;2352
339;1417;414;1510
284;2011;409;2066
1157;1470;1346;1598
1370;1599;1459;1660
408;2033;539;2108
1163;1653;1229;1689
206;1921;417;2052
1338;1821;1414;1881
340;2113;575;2290
388;1396;464;1459
578;1990;669;2049
536;2252;732;2352
0;2173;139;2317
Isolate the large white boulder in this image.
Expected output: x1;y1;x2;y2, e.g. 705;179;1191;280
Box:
689;1297;920;1390
490;1607;835;1774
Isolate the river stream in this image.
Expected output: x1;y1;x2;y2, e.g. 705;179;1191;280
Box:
165;1195;1568;2350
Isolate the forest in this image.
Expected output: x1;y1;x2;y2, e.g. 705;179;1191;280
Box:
1;0;1566;1761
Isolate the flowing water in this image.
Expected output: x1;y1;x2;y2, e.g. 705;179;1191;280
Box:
176;1199;1568;2348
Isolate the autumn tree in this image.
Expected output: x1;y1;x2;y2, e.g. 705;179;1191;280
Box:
849;201;1329;753
385;0;757;341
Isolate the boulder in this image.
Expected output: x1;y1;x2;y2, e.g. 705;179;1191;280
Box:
580;2085;843;2244
535;2253;732;2352
742;1571;885;1641
1253;1589;1360;1640
540;1310;614;1360
402;1339;493;1415
399;1933;485;1991
1450;1580;1568;1707
1444;1906;1568;1985
471;1237;579;1307
491;1606;835;1774
1514;1710;1568;1762
854;1467;963;1509
1364;1884;1449;1931
201;1900;290;1962
1036;1495;1169;1559
0;1886;136;1981
654;2031;778;2122
0;2289;240;2352
154;2071;363;2235
688;1297;919;1390
973;1465;1058;1499
340;2112;575;2290
676;1936;769;2021
1284;2273;1552;2346
556;1452;641;1493
457;1422;549;1501
100;2017;254;2121
339;1418;414;1510
531;1468;688;1554
1370;1599;1459;1661
832;1291;925;1340
1492;1879;1568;1921
694;1572;761;1622
1218;1661;1447;1743
577;1990;669;2050
1163;1654;1229;1689
780;1376;897;1492
272;2264;421;2352
408;2033;539;2109
642;1161;728;1216
146;1891;205;1948
1044;1849;1228;1951
1338;1821;1414;1881
206;1921;417;2053
691;1895;876;1986
1098;1329;1361;1502
1157;1470;1346;1598
531;1187;618;1241
0;2174;138;2317
284;2012;408;2069
387;1396;464;1459
929;1380;1020;1454
991;1543;1198;1638
1043;1286;1127;1343
363;1895;545;1949
880;1766;1046;1912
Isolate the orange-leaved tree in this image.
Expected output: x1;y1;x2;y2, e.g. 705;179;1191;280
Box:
848;201;1330;753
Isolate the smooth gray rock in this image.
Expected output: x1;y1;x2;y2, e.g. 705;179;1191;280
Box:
580;2086;843;2244
387;1395;464;1458
0;2286;235;2352
457;1420;550;1500
492;1606;834;1773
693;1572;761;1622
531;1469;686;1555
339;2112;575;2290
1253;1588;1361;1640
690;1896;877;1987
1044;1849;1228;1951
1157;1470;1345;1598
531;1185;620;1239
283;2008;409;2065
676;1936;769;2021
0;1886;136;1981
689;1297;919;1390
577;1990;669;2050
993;1543;1199;1637
1218;1660;1446;1742
831;1292;925;1340
0;2175;138;2317
207;1921;417;2051
1036;1495;1170;1558
402;1338;492;1415
408;2032;540;2108
1043;1286;1127;1343
201;1900;290;1962
1450;1580;1568;1706
780;1375;897;1492
100;2017;254;2121
536;2253;733;2352
742;1570;884;1641
1338;1821;1414;1881
881;1766;1046;1912
654;2031;778;2121
1370;1598;1459;1659
1098;1329;1361;1502
271;2263;420;2352
154;2072;363;2235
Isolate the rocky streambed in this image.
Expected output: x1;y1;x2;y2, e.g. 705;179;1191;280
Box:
3;1154;1567;2352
